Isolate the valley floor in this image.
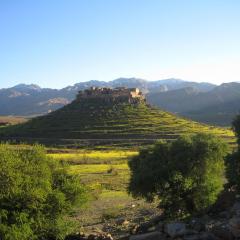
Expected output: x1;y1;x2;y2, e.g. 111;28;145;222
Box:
48;149;161;238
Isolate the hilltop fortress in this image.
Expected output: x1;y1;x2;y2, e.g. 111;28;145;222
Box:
77;87;145;104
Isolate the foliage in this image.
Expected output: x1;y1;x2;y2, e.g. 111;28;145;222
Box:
233;114;240;146
128;133;229;218
0;144;88;240
226;115;240;191
225;151;240;190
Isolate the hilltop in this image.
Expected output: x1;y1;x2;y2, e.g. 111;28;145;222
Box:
0;87;234;148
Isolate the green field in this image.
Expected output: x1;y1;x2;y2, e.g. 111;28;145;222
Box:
47;135;237;236
48;150;160;236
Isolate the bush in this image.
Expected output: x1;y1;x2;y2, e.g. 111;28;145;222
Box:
233;115;240;146
128;133;229;218
226;115;240;191
0;144;88;240
225;151;240;190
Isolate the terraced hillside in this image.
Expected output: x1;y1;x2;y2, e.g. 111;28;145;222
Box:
0;97;235;148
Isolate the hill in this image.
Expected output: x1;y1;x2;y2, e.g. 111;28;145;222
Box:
3;78;240;126
0;78;215;116
147;82;240;126
0;87;234;148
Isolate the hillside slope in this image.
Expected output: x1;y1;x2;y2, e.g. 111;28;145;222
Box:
147;82;240;126
0;94;234;147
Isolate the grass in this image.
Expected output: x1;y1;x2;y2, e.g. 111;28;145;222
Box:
48;148;160;235
68;163;128;174
0;100;235;148
48;150;133;195
49;150;137;164
7;139;237;236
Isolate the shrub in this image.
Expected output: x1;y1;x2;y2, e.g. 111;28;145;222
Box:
101;206;122;221
0;144;88;240
233;115;240;146
225;151;240;190
128;133;229;218
226;115;240;191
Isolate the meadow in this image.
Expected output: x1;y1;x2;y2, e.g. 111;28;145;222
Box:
48;150;160;236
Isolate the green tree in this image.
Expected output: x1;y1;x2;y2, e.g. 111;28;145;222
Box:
233;115;240;146
128;133;229;218
226;115;240;191
0;144;88;240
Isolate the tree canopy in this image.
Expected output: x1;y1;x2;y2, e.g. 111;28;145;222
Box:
233;115;240;146
226;115;240;191
128;133;229;218
0;144;88;240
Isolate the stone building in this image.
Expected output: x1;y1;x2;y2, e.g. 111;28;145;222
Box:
77;87;145;103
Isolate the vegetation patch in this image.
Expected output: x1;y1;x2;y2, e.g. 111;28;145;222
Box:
0;100;235;148
0;144;88;240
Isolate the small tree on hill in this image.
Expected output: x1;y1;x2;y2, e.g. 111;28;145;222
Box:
128;133;229;218
0;144;88;240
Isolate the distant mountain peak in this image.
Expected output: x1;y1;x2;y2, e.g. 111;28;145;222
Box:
156;78;185;83
12;84;41;91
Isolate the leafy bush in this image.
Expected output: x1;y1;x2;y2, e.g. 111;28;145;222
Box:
233;115;240;146
128;133;229;218
225;151;240;190
226;115;240;191
0;144;88;240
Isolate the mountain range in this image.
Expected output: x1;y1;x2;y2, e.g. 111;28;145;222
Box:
0;85;234;148
147;82;240;126
0;78;240;126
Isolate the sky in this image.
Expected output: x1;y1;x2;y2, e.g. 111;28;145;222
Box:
0;0;240;89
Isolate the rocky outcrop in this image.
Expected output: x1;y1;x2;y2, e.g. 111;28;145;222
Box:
125;201;240;240
130;231;164;240
65;233;113;240
65;199;240;240
164;222;187;238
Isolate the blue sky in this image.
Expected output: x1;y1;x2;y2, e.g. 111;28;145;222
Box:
0;0;240;88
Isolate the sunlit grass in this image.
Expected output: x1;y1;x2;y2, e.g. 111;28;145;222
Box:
68;163;128;174
1;102;235;149
48;150;138;164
